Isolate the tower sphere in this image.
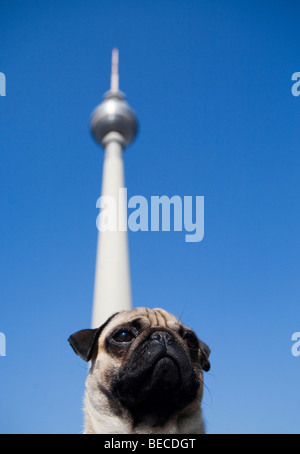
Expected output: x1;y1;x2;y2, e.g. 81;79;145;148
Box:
90;90;138;148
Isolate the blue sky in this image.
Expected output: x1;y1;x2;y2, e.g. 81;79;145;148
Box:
0;0;299;434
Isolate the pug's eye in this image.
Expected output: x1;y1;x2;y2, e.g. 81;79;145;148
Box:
184;333;199;350
112;330;135;343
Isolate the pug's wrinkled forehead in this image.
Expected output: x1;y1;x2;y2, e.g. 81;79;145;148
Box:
100;307;183;339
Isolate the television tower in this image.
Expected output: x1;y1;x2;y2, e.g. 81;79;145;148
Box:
90;49;138;328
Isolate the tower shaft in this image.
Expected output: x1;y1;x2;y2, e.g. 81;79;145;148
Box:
92;138;132;328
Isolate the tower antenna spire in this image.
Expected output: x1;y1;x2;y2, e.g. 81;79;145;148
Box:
110;47;119;92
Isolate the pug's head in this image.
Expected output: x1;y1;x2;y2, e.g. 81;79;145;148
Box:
69;308;210;430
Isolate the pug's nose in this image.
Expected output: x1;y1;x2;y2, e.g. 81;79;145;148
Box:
150;331;174;345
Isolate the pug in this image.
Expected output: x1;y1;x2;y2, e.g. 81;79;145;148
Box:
68;307;210;434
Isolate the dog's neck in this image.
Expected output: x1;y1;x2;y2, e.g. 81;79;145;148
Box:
83;387;205;434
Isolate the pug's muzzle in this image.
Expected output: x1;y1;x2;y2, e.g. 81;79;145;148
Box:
112;328;200;424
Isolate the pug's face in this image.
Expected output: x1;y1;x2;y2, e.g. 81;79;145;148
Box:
69;308;210;427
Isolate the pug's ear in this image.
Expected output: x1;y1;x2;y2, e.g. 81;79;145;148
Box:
199;340;211;372
68;328;102;362
68;312;120;362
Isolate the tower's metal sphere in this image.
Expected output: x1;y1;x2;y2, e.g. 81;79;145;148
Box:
90;91;138;148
